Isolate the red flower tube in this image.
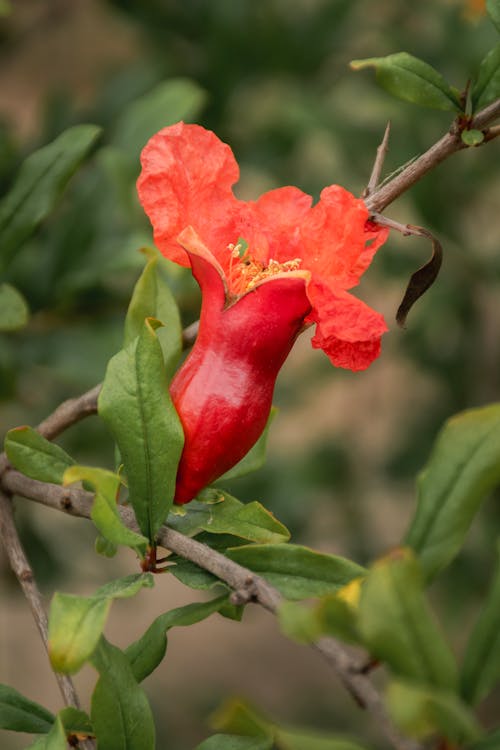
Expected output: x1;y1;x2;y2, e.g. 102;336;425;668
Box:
137;122;389;503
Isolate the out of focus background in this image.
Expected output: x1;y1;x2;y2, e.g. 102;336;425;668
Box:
1;1;499;748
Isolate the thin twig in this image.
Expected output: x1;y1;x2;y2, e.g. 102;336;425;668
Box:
363;121;391;197
0;489;83;710
366;97;500;213
1;469;422;750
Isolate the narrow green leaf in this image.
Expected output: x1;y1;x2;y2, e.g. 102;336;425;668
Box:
98;318;184;540
124;247;182;377
350;53;462;111
219;408;277;482
0;125;101;271
170;491;289;544
406;404;500;579
461;542;500;704
0;683;54;733
4;426;74;484
112;79;206;166
196;736;273;750
386;680;482;744
227;544;365;600
472;43;500;110
91;639;155;750
0;283;29;331
49;574;153;674
486;0;500;33
64;465;148;556
25;715;68;750
358;553;458;689
126;594;229;682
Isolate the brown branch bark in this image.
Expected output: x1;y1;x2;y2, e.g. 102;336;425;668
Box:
0;488;95;748
1;469;422;750
365;97;500;214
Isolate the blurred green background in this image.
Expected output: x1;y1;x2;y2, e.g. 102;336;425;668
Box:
1;1;499;748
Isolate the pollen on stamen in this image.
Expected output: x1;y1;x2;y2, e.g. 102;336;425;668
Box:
227;242;303;295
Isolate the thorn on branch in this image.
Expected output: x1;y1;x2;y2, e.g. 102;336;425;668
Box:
363;121;391;198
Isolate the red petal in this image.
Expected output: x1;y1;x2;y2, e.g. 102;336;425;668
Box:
243;186;313;264
306;279;388;371
300;186;387;290
137;122;243;267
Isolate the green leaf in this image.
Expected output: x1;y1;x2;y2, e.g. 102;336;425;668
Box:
219;408;277;482
91;638;155;750
98;318;184;540
169;558;225;590
0;283;29;331
58;706;93;736
64;465;148;556
471;43;500;110
278;601;323;644
315;594;361;645
486;0;500;33
4;426;74;484
212;699;273;739
95;534;118;557
0;125;101;271
350;53;461;111
227;544;365;600
125;594;229;682
112;78;206;166
461;541;500;704
358;552;458;689
124;247;182;377
0;683;54;733
405;404;500;579
211;700;369;750
461;129;485;146
386;680;482;743
170;491;290;544
279;594;360;646
49;574;153;673
29;715;67;750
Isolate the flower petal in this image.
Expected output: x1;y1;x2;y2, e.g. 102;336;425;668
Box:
300;185;388;289
307;279;388;371
137;122;243;266
243;186;313;264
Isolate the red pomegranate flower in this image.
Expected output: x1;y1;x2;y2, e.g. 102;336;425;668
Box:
137;122;388;504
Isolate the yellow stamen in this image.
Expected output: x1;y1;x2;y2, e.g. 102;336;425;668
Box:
227;242;302;295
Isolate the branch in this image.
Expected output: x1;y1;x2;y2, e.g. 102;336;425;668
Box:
365;97;500;213
0;488;95;749
1;469;422;750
